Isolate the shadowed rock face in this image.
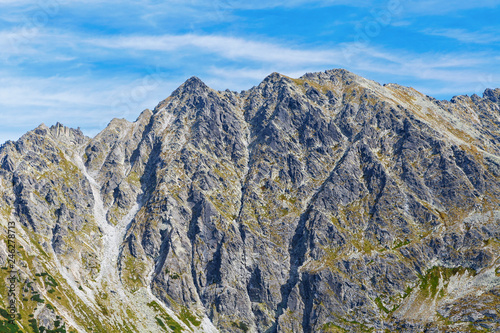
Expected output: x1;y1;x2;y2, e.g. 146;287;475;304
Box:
1;69;500;332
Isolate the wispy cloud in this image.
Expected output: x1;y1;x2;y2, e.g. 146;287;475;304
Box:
86;34;346;65
424;28;500;44
399;0;500;15
3;28;497;93
87;32;499;87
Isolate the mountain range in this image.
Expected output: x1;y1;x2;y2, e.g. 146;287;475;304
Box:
1;69;500;332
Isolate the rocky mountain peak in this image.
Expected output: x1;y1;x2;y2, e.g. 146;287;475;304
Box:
483;87;500;103
19;122;87;146
261;71;288;83
173;75;210;95
49;122;87;144
152;76;214;117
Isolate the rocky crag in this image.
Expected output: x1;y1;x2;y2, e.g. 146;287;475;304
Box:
1;69;500;332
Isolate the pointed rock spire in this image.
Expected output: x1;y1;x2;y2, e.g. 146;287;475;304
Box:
483;88;500;103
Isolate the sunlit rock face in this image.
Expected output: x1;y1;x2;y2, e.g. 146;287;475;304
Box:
1;69;500;332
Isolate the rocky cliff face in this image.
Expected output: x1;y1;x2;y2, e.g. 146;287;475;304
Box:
1;69;500;332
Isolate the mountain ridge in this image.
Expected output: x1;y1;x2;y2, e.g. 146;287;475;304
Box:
3;69;499;148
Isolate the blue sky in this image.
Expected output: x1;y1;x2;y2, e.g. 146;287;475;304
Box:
1;0;499;143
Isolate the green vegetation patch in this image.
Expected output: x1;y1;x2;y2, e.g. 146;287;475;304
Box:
402;286;413;299
231;321;249;332
321;322;347;333
28;318;40;333
147;301;184;333
0;308;11;320
0;319;22;333
338;317;374;332
373;296;399;316
155;317;167;331
35;272;58;288
419;266;476;298
392;239;410;250
0;308;21;333
179;307;201;327
374;297;390;314
30;293;45;303
157;315;182;333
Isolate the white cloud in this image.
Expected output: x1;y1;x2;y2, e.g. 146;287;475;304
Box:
424;28;500;44
326;42;500;98
86;34;346;65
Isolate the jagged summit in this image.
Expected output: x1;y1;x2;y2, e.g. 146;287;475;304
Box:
173;75;210;95
484;87;500;103
1;69;500;332
146;68;500;123
301;68;359;82
261;71;288;83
